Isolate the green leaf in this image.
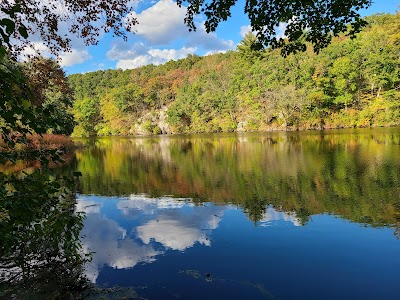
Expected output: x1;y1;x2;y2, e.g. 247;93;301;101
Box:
0;18;16;35
18;25;28;39
72;171;82;177
0;46;6;59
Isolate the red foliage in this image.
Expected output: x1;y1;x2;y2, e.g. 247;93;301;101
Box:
0;134;76;153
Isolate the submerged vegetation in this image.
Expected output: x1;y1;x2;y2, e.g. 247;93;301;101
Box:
69;13;400;137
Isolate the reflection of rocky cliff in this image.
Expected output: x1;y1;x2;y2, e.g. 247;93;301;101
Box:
72;129;400;227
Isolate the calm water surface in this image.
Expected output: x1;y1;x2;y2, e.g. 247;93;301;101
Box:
72;128;400;299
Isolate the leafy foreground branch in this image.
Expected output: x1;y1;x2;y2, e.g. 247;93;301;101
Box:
0;170;91;299
0;9;91;298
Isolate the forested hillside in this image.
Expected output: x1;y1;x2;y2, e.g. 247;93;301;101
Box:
68;13;400;137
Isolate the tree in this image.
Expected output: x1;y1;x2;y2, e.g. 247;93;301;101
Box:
237;32;263;61
0;1;136;58
179;0;371;54
1;0;372;60
22;57;75;135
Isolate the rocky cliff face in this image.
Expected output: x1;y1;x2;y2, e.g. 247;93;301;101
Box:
132;106;171;135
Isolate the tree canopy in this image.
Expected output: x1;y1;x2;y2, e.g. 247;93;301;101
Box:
1;0;373;58
180;0;372;54
68;13;400;136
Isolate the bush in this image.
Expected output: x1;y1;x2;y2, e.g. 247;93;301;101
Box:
152;125;162;135
0;134;76;153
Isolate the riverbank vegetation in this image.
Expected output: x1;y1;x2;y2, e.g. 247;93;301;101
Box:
0;134;76;153
0;56;77;161
69;13;400;137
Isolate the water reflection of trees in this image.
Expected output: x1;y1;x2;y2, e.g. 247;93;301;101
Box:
72;130;400;227
0;170;89;299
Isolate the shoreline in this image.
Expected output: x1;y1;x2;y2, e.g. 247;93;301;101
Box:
0;134;79;154
79;123;400;138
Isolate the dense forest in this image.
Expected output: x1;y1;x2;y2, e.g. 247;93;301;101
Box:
68;13;400;137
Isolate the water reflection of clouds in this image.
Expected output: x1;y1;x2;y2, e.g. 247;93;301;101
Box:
77;197;161;283
259;207;301;227
77;195;299;284
137;210;223;251
118;196;224;251
76;199;101;214
77;195;224;283
117;195;193;216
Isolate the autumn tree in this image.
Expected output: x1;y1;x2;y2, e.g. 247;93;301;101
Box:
1;0;373;60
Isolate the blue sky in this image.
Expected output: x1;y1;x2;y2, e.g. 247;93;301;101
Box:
60;0;399;74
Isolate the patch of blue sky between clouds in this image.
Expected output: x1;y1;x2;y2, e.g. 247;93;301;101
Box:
64;0;399;74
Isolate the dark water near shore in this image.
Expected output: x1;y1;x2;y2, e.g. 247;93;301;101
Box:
72;128;400;299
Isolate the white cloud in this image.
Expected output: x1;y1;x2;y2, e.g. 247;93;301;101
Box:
240;25;252;38
239;23;287;41
20;42;52;61
15;2;99;67
122;0;234;58
127;0;187;45
107;41;148;60
59;48;91;67
148;48;195;60
186;22;234;52
77;195;225;282
134;201;225;251
107;42;197;69
118;195;192;215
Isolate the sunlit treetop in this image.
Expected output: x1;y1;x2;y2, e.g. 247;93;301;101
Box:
1;0;372;58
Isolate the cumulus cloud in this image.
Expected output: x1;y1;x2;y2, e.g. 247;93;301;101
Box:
126;0;187;45
16;2;98;67
119;0;234;67
186;22;234;52
107;41;197;69
20;41;91;67
117;195;192;215
20;42;52;60
137;219;211;251
59;48;91;67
